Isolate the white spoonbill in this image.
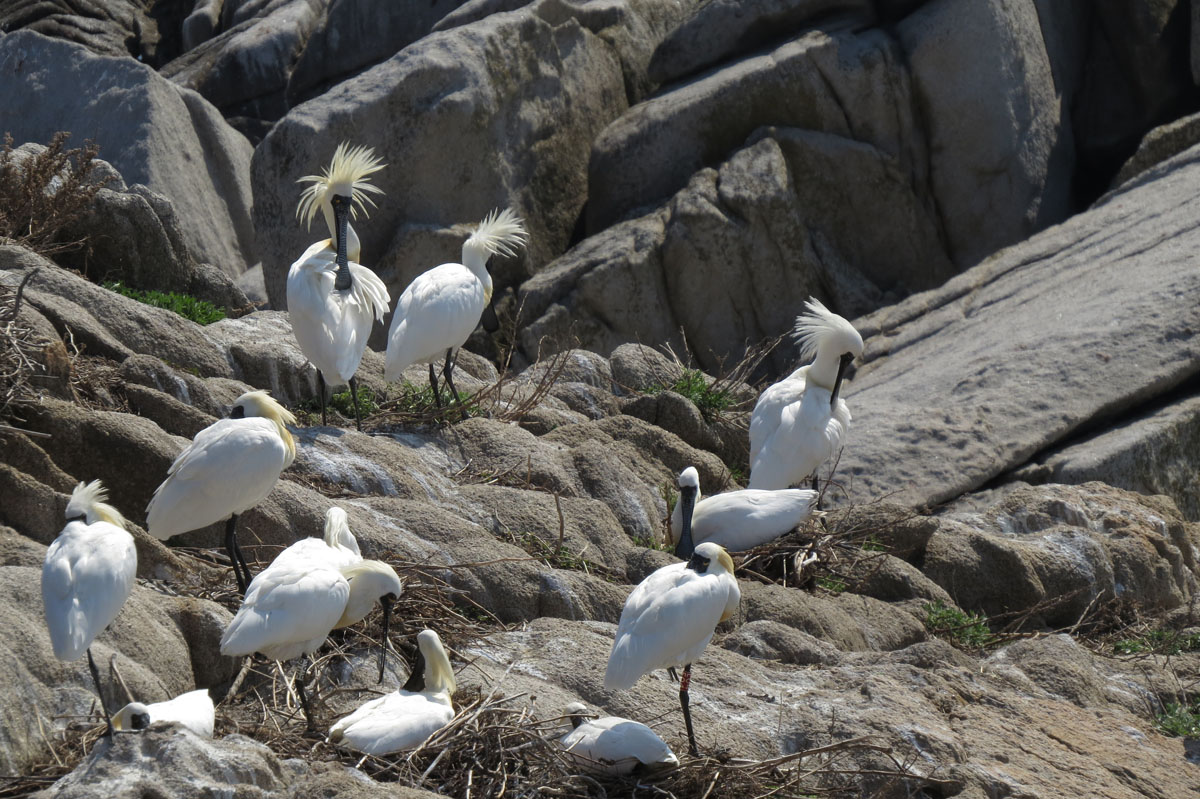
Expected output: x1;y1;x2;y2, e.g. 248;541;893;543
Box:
669;467;818;558
271;506;362;572
291;143;390;430
328;628;456;755
112;688;215;738
146;390;297;595
748;297;863;492
604;541;740;756
42;480;137;738
560;702;678;775
384;208;527;407
220;550;403;727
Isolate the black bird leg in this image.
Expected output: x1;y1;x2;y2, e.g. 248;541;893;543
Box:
441;349;459;405
428;363;443;409
348;375;363;431
679;664;698;756
225;514;252;595
318;371;328;427
87;648;116;738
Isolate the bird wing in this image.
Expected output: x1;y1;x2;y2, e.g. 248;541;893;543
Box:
748;384;836;490
331;691;453;755
749;367;807;466
604;566;730;688
562;718;677;773
692;489;818;551
150;689;215;737
147;418;290;538
41;522;137;661
384;264;486;378
219;563;348;659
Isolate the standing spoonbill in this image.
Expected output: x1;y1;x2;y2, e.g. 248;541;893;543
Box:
669;467;818;558
604;541;740;756
328;628;456;755
384;208;527;407
42;480;137;738
560;702;678;775
112;688;215;738
749;298;863;493
220;544;402;728
146;390;297;594
291;143;390;430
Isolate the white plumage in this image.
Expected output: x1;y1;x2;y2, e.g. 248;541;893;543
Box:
749;298;863;491
42;480;137;736
560;703;678;775
271;506;362;572
605;541;740;755
146;390;297;593
668;467;818;553
328;629;456;755
290;143;391;429
112;689;215;738
384;208;527;404
220;553;401;666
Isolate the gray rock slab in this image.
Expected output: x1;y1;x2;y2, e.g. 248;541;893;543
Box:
1016;394;1200;520
648;0;875;85
896;0;1072;268
1112;110;1200;189
836;143;1200;509
0;247;234;379
0;31;256;275
587;27;924;235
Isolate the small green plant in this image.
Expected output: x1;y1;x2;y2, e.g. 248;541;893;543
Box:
816;576;847;593
382;381;482;423
861;535;886;553
1114;629;1200;656
651;368;733;422
104;282;225;325
1156;700;1200;737
329;384;379;418
500;528;614;580
923;601;993;649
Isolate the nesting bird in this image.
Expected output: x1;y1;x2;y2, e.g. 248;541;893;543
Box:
147;390;297;595
219;519;402;727
749;298;863;492
42;480;137;737
669;467;818;558
560;702;678;775
604;541;740;756
328;629;456;755
290;142;391;430
384;208;527;407
112;688;215;738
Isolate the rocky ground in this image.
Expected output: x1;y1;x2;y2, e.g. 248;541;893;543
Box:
2;1;1200;798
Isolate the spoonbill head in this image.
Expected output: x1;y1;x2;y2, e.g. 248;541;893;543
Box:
604;541;739;755
669;467;819;555
560;702;678;775
328;628;456;755
749;298;862;492
43;479;138;736
296;142;385;268
383;208;527;408
112;688;215;737
146;390;297;593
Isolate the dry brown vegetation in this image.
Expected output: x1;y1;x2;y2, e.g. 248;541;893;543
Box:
0;131;113;257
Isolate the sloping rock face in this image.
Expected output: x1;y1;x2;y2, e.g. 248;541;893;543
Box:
0;31;256;277
3;233;1200;796
833;141;1200;512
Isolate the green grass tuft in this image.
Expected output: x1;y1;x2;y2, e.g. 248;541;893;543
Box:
104;282;225;325
923;601;993;649
651;368;733;422
329;384;379;418
1156;700;1200;737
1114;629;1200;656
